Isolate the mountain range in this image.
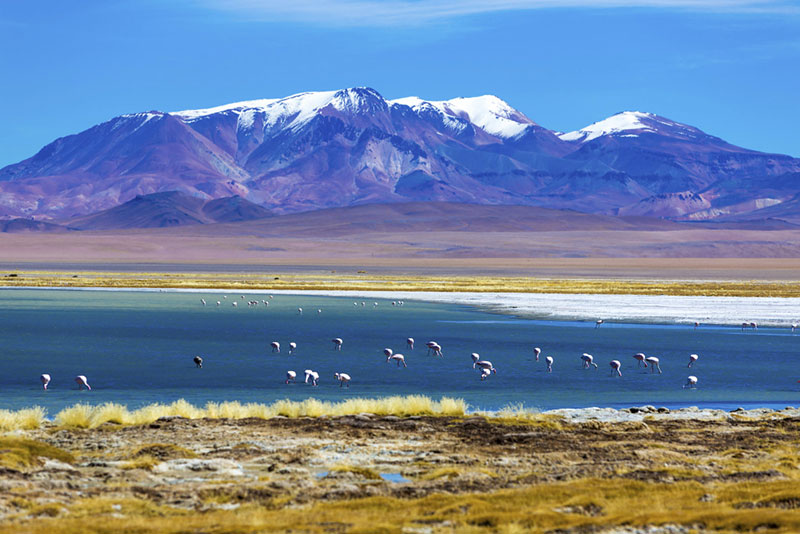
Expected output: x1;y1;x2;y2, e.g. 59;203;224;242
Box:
1;87;799;227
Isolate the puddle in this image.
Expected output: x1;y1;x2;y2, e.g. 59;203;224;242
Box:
380;472;410;483
315;471;329;479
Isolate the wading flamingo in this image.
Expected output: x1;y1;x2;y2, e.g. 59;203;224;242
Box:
387;353;407;367
534;347;541;362
288;342;297;355
271;341;281;353
471;354;496;374
694;321;699;329
792;323;797;333
581;353;598;369
609;360;622;377
595;319;604;329
286;371;296;384
334;372;351;387
407;338;414;350
332;338;343;351
298;307;303;315
480;367;492;381
304;369;319;386
40;374;50;390
688;354;699;368
200;298;206;306
75;375;91;390
193;356;203;368
426;342;442;357
684;376;698;389
633;353;647;368
545;356;554;373
645;356;662;374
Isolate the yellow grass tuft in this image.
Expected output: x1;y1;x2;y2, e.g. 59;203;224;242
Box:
0;406;46;430
0;437;74;469
42;395;466;428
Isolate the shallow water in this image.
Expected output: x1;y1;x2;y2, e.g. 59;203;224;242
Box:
0;288;798;414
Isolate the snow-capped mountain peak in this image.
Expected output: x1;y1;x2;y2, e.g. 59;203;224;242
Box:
559;111;707;143
390;94;535;138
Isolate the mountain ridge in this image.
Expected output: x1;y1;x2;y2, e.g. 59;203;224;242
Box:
2;86;799;225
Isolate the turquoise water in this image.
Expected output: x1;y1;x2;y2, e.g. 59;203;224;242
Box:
0;288;798;414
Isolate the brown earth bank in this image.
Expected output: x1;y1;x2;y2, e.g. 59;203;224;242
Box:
3;410;800;533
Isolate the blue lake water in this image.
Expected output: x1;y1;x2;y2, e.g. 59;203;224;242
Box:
0;288;798;415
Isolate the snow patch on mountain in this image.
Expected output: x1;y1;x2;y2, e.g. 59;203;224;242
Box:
391;95;534;138
559;111;657;142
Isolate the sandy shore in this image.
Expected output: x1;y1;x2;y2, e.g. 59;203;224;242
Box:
2;407;800;533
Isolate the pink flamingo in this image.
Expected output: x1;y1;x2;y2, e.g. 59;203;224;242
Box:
581;353;598;369
40;374;51;390
609;360;622;377
407;337;415;350
694;321;699;329
334;372;351;387
387;353;407;367
633;353;647;368
684;376;698;389
688;354;699;368
533;347;541;362
332;338;343;351
271;341;280;353
304;369;319;386
471;353;496;374
645;356;662;374
286;371;297;384
193;356;203;368
480;367;492;381
595;319;604;329
545;356;554;373
75;375;91;390
288;342;297;355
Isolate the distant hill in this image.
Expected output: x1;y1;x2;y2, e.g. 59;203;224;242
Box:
67;191;272;230
1;218;74;233
0;87;798;224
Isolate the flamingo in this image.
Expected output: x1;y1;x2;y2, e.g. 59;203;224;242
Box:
271;341;281;353
480;367;492;381
471;353;496;373
200;298;206;306
633;353;647;368
426;342;442;357
609;360;622;377
792;323;797;333
387;353;407;367
534;347;541;362
545;356;554;373
741;322;749;331
332;338;343;351
193;356;203;368
595;319;604;329
304;369;319;386
40;374;51;390
334;372;351;387
75;375;91;390
645;356;662;374
750;322;758;331
317;309;322;314
286;371;297;384
688;354;699;368
684;375;698;389
581;353;598;369
232;301;237;307
216;301;221;307
288;342;297;355
407;337;415;350
298;307;303;315
694;321;699;329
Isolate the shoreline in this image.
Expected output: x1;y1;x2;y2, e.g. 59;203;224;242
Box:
4;284;800;327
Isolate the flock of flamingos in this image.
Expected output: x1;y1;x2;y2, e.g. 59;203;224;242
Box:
37;293;798;393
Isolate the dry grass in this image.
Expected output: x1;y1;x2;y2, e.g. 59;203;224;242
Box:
5;478;800;533
0;437;74;469
0;407;47;431
5;270;800;296
48;396;466;428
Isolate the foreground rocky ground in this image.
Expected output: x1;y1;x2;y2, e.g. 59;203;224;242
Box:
2;408;800;533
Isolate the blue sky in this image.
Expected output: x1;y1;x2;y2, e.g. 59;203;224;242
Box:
1;0;799;167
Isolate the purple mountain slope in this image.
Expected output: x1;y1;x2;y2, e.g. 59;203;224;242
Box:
67;191;272;230
1;88;799;224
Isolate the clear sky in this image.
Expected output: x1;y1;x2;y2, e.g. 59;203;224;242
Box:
1;0;799;167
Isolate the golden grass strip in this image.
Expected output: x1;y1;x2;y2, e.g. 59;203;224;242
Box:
5;270;800;296
46;396;467;428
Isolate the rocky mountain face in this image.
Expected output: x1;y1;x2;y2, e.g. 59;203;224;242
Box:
1;87;798;224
